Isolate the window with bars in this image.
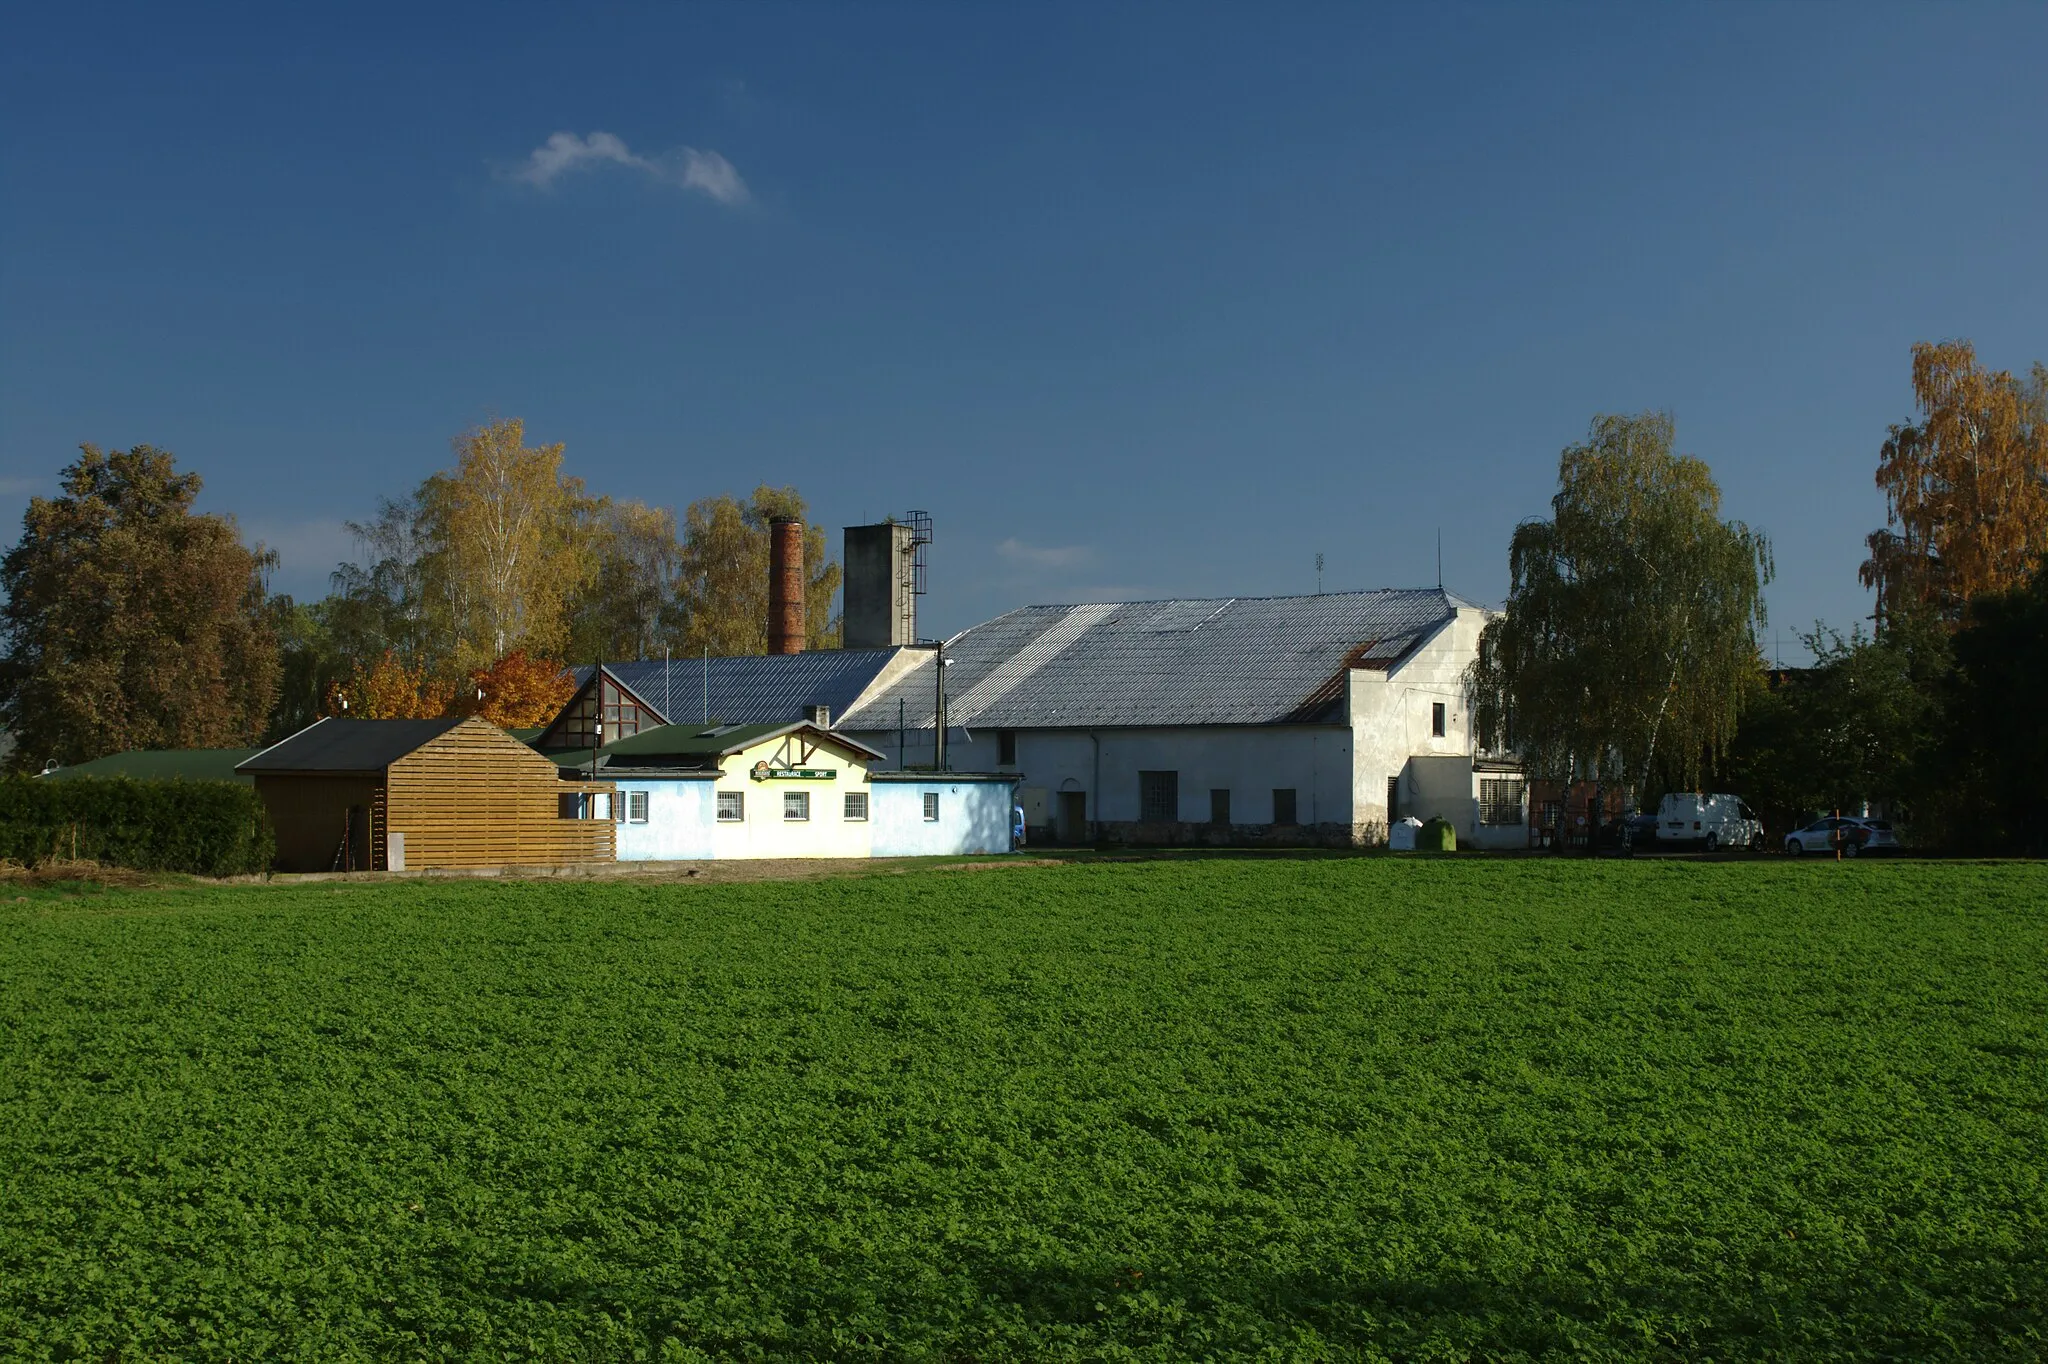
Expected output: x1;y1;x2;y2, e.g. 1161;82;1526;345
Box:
627;791;649;823
1479;780;1523;825
717;791;744;822
784;791;810;822
1139;771;1178;822
998;730;1017;766
1431;701;1447;738
922;791;940;822
843;791;868;821
1209;789;1230;825
1272;788;1297;825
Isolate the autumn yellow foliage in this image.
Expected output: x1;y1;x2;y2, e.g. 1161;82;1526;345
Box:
320;651;454;720
450;650;577;730
1862;341;2048;627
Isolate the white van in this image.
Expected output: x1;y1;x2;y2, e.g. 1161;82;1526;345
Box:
1656;793;1763;852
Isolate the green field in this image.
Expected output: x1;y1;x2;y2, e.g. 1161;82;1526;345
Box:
3;860;2045;1361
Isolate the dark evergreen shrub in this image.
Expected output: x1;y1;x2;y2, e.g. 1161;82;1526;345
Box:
0;778;274;876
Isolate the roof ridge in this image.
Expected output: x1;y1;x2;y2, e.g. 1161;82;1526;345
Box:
1009;586;1460;611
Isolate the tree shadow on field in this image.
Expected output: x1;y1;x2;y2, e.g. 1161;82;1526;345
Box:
954;1246;2048;1360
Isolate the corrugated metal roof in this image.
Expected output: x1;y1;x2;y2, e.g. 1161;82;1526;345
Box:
573;649;903;727
838;589;1476;731
238;717;468;773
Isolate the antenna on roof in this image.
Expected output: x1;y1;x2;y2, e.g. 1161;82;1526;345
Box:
1315;552;1324;595
1437;529;1442;590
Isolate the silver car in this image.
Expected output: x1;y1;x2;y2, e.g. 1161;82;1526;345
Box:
1784;816;1901;857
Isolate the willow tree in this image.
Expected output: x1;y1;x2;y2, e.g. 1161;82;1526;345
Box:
1860;341;2048;630
1471;412;1772;797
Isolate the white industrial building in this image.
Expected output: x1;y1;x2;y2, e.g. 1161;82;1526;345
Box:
833;586;1528;850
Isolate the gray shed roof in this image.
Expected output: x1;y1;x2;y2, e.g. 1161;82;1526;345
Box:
573;649;903;727
837;589;1481;731
237;717;467;773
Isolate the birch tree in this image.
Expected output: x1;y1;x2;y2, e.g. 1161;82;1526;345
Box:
563;499;689;662
1470;412;1772;796
435;419;596;670
1860;341;2048;630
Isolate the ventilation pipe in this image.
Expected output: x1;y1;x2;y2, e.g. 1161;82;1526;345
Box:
769;517;805;655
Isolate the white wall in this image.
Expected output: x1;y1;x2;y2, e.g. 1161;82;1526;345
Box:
1348;605;1490;843
871;779;1015;856
847;724;1357;834
613;779;716;860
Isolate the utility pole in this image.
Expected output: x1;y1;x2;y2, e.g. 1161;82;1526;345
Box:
933;639;948;771
590;660;603;784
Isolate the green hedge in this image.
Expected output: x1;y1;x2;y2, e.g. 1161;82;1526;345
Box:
0;777;275;876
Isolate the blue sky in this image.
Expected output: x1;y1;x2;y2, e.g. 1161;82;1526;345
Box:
4;3;2044;659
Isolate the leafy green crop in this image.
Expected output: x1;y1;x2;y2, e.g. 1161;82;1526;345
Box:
2;859;2044;1360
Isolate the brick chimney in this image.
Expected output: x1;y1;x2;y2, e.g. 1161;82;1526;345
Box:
768;517;805;655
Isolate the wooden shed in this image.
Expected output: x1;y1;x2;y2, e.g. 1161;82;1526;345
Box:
237;717;614;872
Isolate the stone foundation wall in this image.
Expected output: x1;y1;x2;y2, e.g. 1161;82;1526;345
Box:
1094;819;1388;849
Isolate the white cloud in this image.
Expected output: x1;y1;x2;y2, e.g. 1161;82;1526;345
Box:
506;131;750;206
995;537;1096;571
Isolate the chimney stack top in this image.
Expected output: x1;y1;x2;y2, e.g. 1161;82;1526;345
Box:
768;518;805;655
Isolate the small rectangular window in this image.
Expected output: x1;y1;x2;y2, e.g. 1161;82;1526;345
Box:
717;790;744;822
1139;771;1178;822
784;791;810;822
1272;788;1297;825
843;791;869;821
558;792;583;820
998;730;1017;765
628;791;649;823
922;791;940;822
1431;702;1447;738
1209;788;1230;825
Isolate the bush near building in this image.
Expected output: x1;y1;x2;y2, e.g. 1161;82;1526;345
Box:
0;777;273;876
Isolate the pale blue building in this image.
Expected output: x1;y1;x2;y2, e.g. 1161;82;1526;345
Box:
535;697;1020;862
870;773;1018;857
